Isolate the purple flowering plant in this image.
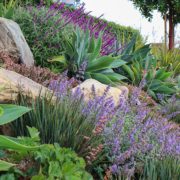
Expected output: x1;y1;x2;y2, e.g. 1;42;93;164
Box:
13;1;121;67
48;77;180;178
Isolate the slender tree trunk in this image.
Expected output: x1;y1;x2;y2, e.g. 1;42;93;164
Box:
169;8;174;50
164;14;167;51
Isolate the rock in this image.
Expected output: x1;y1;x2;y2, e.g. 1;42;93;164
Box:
72;79;128;105
0;17;34;67
0;68;53;103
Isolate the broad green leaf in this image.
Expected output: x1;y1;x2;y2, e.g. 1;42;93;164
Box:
0;106;3;116
155;69;172;81
104;72;127;82
133;44;151;60
122;64;135;82
110;58;127;68
0;104;31;126
27;126;40;142
0;135;42;152
121;36;136;55
48;56;67;65
89;37;102;60
87;56;115;71
0;160;15;171
155;86;176;94
90;73;113;85
149;79;163;90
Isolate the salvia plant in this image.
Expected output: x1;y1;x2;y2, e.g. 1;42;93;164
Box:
13;2;121;66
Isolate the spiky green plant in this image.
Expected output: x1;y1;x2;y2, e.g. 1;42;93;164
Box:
12;91;102;158
140;156;180;180
48;28;127;85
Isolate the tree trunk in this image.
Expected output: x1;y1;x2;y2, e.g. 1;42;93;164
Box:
164;14;167;51
169;8;174;50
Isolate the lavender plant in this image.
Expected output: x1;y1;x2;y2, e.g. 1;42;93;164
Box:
11;76;180;179
102;87;180;178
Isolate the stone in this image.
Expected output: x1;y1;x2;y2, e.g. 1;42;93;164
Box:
72;79;129;105
0;68;53;103
0;17;34;67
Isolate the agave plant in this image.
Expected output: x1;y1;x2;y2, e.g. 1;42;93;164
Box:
48;28;127;85
115;37;176;100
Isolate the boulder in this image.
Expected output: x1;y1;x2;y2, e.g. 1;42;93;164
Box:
0;17;34;67
0;68;53;103
72;79;129;105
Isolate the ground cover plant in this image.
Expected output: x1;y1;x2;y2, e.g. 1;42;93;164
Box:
0;104;92;179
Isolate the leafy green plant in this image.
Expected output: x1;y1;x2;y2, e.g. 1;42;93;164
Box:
0;0;16;19
49;28;127;85
115;37;176;100
13;6;66;67
33;144;92;180
0;103;92;179
152;47;180;76
0;104;30;126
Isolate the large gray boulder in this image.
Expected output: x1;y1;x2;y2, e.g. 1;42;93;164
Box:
0;17;34;67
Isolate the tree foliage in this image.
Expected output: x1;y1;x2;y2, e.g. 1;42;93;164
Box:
130;0;180;24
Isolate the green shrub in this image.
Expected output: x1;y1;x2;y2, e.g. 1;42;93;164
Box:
13;6;68;67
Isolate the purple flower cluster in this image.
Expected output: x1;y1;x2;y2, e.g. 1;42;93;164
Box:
48;79;180;177
103;88;180;176
27;1;119;55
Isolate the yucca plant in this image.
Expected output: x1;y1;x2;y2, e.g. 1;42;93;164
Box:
48;28;127;85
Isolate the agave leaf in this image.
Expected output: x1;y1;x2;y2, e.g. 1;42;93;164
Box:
149;79;163;90
133;44;151;60
110;58;127;68
155;85;176;94
0;106;3;116
0;160;15;172
122;64;135;82
121;36;136;55
0;104;31;126
87;56;115;72
103;72;127;82
88;35;95;53
155;69;172;81
89;37;102;60
90;73;113;85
